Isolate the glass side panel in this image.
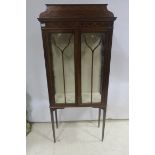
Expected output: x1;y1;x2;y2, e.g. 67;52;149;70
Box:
81;33;105;104
51;33;75;104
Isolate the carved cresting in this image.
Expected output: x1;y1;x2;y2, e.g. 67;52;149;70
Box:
39;4;115;20
38;5;116;29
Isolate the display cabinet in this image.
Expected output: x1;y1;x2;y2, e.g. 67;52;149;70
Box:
38;4;116;143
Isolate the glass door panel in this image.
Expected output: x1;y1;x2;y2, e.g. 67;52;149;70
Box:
50;33;75;104
81;33;105;104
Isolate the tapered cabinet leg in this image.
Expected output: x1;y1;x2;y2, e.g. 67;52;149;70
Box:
102;108;106;141
55;109;58;128
98;108;101;127
50;109;56;143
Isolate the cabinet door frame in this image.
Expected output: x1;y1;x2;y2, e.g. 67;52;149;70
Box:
79;31;104;106
41;27;113;108
78;29;113;108
42;29;77;107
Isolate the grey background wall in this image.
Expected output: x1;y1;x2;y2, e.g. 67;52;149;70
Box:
26;0;129;122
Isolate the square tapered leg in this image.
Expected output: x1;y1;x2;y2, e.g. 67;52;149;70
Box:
55;109;58;128
98;108;101;127
50;109;56;143
102;108;106;141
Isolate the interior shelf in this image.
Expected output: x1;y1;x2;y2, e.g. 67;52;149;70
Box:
55;92;101;104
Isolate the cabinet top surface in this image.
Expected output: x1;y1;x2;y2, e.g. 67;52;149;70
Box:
38;4;116;22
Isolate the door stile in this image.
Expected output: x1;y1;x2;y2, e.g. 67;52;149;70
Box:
74;30;81;105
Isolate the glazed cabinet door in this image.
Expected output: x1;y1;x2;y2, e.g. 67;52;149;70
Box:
49;32;76;105
44;30;107;107
80;32;106;105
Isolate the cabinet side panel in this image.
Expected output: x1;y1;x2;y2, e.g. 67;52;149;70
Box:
41;30;55;106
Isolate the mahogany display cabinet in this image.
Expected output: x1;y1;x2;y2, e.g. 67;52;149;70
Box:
38;4;116;143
